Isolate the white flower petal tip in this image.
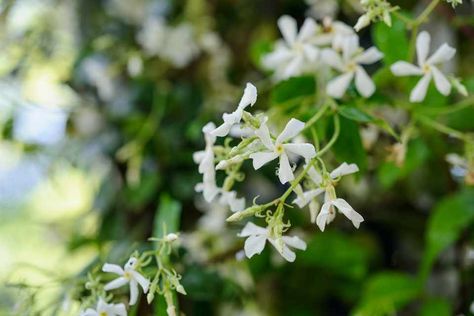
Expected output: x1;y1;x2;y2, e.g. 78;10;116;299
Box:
239;83;258;108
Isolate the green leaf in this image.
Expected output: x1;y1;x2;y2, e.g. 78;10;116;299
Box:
271;76;315;104
299;231;372;280
154;194;182;238
373;15;409;65
338;106;374;123
419;298;452;316
420;188;474;281
332;116;367;171
353;272;420;316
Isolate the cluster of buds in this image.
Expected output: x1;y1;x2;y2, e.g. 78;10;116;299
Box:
354;0;395;32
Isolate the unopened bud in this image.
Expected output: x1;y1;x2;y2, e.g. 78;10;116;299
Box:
226;205;262;222
165;233;179;242
354;14;370;32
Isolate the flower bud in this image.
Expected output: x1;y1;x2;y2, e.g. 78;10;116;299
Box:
165;233;179;242
354;14;370;32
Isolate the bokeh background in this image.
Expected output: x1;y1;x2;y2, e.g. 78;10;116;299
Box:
0;0;473;315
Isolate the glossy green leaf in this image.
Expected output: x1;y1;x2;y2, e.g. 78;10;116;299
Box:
420;188;474;281
419;298;451;316
338;106;374;123
373;15;409;65
271;76;316;104
353;272;420;316
332;116;368;171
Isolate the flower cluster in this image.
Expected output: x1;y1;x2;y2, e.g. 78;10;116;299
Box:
79;233;185;316
354;0;395;32
263;16;383;99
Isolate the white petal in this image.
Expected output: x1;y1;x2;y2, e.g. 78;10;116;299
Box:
308;167;323;185
355;47;383;64
81;309;99;316
278;15;297;45
279;244;296;262
102;263;124;276
129;280;139;305
332;198;364;228
355;66;375;97
316;202;332;232
321;48;344;71
276;118;305;144
283;143;316;160
410;73;432;102
244;234;267;258
104;277;128;291
112;304;127;316
426;43;456;65
354;14;370;32
298;18;317;41
238;222;268;237
238;83;258;109
342;35;359;61
292;188;325;208
390;61;423;76
282;55;304;78
330;162;359;179
192;151;205;164
131;270;150;293
431;66;451;96
326;72;354;98
309;200;320;223
211;121;233;137
255;122;274;150
202;122;216;135
303;44;319;62
282;235;307;250
278;153;294;184
262;46;293;68
250;151;278;169
416;31;430;66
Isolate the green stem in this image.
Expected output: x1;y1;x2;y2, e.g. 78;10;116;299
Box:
302;101;331;132
414;0;441;26
419;96;474;116
416;115;467;140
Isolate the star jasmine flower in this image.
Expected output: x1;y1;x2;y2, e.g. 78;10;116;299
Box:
249;118;316;184
262;15;319;80
238;222;307;262
316;186;364;232
293;162;359;208
193;122;219;202
103;257;150;306
321;35;383;98
211;83;257;137
80;299;127;316
390;31;456;102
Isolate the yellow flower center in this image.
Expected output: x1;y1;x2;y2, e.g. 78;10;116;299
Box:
422;63;431;74
275;144;285;154
99;312;107;316
124;272;131;280
346;62;357;72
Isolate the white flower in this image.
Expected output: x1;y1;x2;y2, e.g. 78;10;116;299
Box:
238;222;307;262
293;162;359;208
219;190;245;212
391;31;456;102
354;14;370;32
103;257;150;306
262;15;319;80
322;35;383;98
306;0;339;19
316;189;364;232
193;122;219;202
80;298;127;316
249;118;316;184
211;83;257;137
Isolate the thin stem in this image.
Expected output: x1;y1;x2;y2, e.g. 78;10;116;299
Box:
317;114;340;157
302;101;331;132
418;96;474;116
414;0;441;26
416;115;467;140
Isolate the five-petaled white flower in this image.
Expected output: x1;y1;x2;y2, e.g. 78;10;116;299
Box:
103;257;150;306
391;31;456;102
80;298;127;316
250;118;316;184
313;17;354;47
262;15;319;80
321;34;383;98
211;83;257;137
293;162;359;208
238;222;307;262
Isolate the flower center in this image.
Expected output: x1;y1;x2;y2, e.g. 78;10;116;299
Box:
124;271;131;280
346;62;357;72
275;144;285;154
99;312;107;316
422;63;431;74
